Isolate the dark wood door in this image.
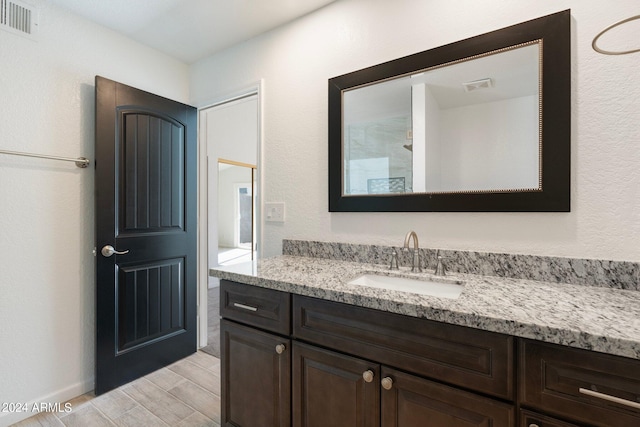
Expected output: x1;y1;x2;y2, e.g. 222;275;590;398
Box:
519;410;580;427
95;76;197;395
221;320;291;427
381;367;514;427
292;342;379;427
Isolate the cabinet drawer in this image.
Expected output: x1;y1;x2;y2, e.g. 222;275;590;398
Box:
519;339;640;427
519;409;579;427
293;295;514;400
221;280;291;335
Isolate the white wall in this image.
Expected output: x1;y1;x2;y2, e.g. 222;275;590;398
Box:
437;95;539;192
0;1;189;424
424;84;442;191
190;0;640;262
411;83;426;193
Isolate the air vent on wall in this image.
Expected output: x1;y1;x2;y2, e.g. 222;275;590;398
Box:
462;78;493;93
1;0;38;38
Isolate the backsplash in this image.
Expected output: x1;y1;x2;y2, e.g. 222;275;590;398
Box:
282;239;640;291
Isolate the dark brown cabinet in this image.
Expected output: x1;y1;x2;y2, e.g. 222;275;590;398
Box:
292;341;379;427
220;279;291;335
519;409;580;427
519;339;640;427
220;320;291;427
220;280;640;427
221;280;515;426
293;294;514;400
381;367;514;426
291;340;514;427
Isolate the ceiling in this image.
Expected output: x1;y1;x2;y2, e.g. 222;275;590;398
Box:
47;0;337;64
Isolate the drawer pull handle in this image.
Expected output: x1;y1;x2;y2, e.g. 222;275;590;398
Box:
579;387;640;410
381;377;393;390
362;370;374;383
233;302;258;312
275;344;286;354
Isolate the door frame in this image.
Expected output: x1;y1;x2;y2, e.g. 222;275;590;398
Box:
197;81;263;347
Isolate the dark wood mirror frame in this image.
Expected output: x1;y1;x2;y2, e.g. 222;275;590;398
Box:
328;10;570;212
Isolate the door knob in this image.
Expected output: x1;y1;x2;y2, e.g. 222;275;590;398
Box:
101;245;129;257
381;377;394;390
362;370;374;383
275;344;286;354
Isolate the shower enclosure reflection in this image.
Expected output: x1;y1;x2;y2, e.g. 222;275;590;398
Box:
342;42;540;196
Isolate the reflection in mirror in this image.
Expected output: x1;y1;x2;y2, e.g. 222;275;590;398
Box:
217;159;256;265
342;42;540;196
329;9;570;212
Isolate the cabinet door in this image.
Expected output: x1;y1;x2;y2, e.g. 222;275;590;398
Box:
292;342;379;427
381;367;515;427
520;409;579;427
221;320;290;427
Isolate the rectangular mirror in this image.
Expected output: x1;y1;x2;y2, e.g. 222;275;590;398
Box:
344;42;540;195
329;10;570;212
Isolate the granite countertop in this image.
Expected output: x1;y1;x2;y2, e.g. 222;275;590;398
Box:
210;255;640;360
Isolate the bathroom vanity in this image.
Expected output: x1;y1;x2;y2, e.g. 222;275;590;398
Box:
212;254;640;427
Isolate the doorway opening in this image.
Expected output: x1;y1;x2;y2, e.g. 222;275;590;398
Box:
217;159;256;266
197;87;261;356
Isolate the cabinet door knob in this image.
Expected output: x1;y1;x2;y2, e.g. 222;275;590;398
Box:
381;376;393;390
362;370;374;383
275;344;286;354
529;424;540;427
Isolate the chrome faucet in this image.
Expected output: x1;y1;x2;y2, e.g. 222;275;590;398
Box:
403;231;422;272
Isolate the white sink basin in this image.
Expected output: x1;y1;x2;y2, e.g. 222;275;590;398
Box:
347;273;464;299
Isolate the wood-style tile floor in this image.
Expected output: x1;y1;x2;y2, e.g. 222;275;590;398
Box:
13;351;221;427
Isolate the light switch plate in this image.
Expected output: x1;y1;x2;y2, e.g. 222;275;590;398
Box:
265;202;285;222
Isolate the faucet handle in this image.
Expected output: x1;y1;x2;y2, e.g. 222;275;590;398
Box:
434;255;446;276
389;249;399;270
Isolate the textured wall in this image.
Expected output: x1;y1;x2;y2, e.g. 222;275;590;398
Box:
190;0;640;262
0;1;189;424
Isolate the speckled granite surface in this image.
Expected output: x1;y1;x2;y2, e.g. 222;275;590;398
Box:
283;239;640;290
210;255;640;360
